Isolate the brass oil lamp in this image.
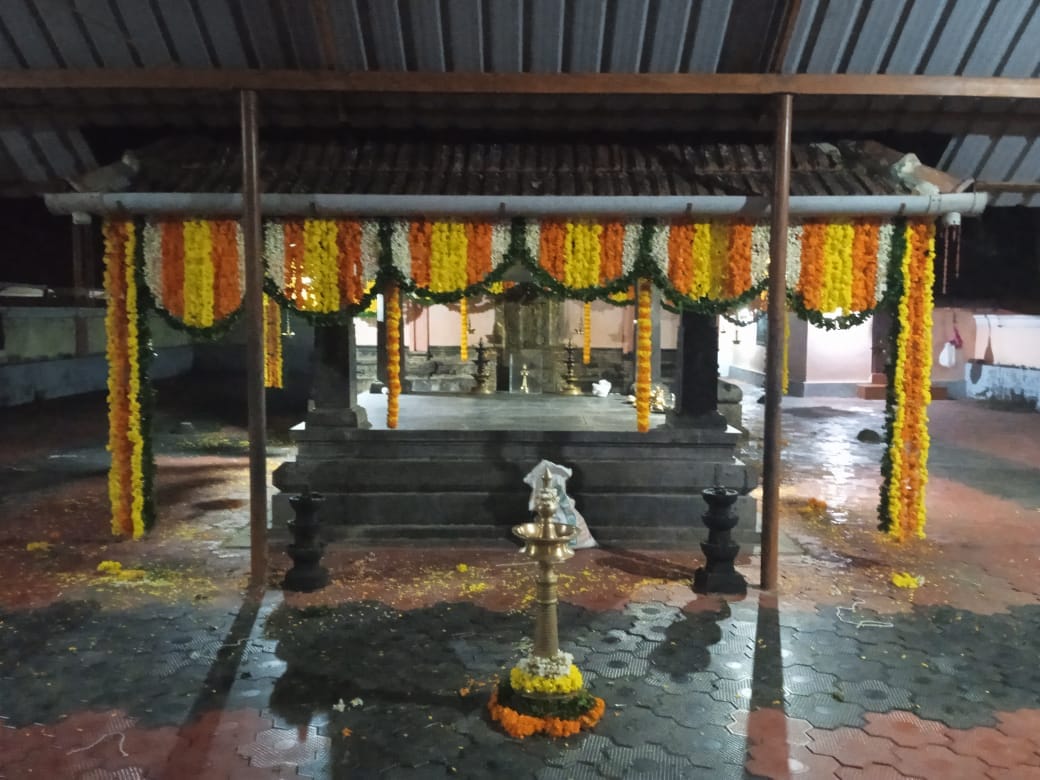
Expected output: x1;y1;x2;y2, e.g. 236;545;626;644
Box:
512;472;577;662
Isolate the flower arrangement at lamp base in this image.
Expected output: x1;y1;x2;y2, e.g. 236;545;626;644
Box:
488;650;605;739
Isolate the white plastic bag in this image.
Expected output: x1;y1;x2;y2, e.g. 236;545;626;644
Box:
523;459;597;549
938;341;957;368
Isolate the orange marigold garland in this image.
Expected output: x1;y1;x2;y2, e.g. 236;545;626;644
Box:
488;685;606;740
636;280;652;432
599;221;626;283
667;222;695;295
725;221;754;298
850;219;880;312
798;222;828;311
210;220;242;321
336;220;365;305
386;281;402;429
263;294;283;389
160;221;185;319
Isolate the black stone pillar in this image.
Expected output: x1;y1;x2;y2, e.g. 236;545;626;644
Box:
672;311;726;429
310;320;369;428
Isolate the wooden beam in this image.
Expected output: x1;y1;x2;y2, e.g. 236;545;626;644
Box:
241;89;268;588
2;69;1040;100
760;92;793;592
767;0;803;74
975;181;1040;194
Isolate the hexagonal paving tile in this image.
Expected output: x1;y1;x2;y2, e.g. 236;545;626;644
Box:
783;666;840;697
837;679;913;712
807;726;899;768
893;743;989;778
784;692;867;729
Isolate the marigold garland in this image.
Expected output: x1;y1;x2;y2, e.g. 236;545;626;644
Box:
385;282;402;429
488;686;605;740
159;221;185;318
582;302;592;364
636;280;652;432
104;221;147;539
883;222;936;541
459;297;469;362
798;222;828;311
263;294;283;389
782;313;790;396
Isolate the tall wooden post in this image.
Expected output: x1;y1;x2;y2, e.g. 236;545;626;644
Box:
241;90;268;587
71;212;91;356
761;93;793;591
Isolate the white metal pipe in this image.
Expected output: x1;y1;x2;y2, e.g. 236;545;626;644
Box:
44;191;988;218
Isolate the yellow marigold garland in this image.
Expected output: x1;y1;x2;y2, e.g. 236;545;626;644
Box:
263;294;283;389
689;223;712;298
510;665;584;695
782;313;790;395
459;297;469;362
182;219;215;327
582;302;592;364
886;222;936;541
636;280;652;432
386;282;402;429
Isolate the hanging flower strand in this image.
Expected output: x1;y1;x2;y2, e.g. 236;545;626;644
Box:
386;282;402;429
635;280;653;433
582;302;592;365
459;297;469;362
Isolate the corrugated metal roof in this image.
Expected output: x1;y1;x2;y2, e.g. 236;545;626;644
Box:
77;136;920;198
0;0;1036;201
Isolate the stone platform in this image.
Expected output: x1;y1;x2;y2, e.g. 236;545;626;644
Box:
273;393;759;544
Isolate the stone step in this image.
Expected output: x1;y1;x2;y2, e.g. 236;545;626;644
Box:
856;383;886;400
280;458;756;493
272;491;758;543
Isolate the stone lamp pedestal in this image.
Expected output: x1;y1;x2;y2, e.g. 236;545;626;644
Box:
693;486;748;595
283;491;329;592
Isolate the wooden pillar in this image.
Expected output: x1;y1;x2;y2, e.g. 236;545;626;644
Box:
71;212;91;356
761;93;793;591
241;90;268;587
673;311;725;428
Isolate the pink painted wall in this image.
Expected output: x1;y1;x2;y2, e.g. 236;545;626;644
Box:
971;312;1040;368
804;321;873;382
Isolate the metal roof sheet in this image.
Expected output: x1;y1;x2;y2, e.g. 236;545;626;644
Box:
0;0;1036;201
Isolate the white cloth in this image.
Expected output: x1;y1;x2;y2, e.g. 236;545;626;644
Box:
938;341;957;368
523;459;597;549
592;379;612;397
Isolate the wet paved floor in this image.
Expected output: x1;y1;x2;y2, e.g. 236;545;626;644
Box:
1;378;1039;778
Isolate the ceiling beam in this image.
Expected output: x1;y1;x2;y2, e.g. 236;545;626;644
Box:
1;69;1040;100
766;0;803;74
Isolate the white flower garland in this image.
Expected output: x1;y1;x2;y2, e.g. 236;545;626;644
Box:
388;219;411;279
750;223;770;286
515;650;573;680
621;222;641;276
359;220;381;285
875;222;894;304
141;221;162;304
523;220;541;262
647;221;669;277
490;221;511;269
263;221;285;290
785;224;803;289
